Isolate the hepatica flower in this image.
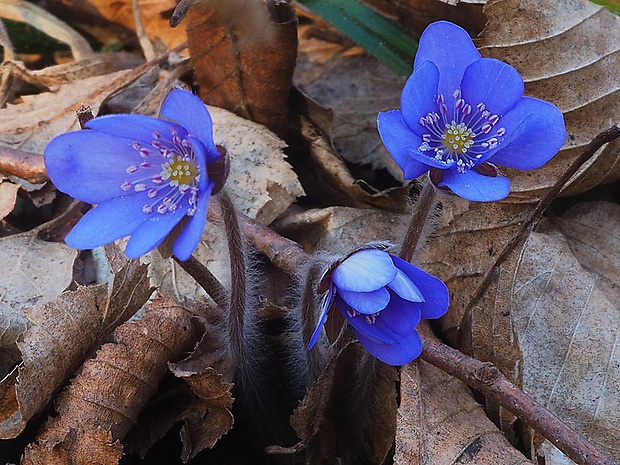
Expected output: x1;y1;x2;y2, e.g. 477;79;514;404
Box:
45;89;221;260
309;249;449;365
378;21;566;201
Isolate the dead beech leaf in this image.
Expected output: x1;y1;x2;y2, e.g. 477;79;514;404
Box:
396;356;534;465
0;231;77;374
186;1;298;136
22;293;199;465
0;71;130;155
0;246;152;439
478;0;620;198
125;301;232;460
291;342;397;464
210;105;305;225
0;180;19;219
295;23;406;178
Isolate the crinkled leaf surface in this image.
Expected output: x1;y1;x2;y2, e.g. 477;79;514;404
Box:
0;246;152;439
0;231;77;374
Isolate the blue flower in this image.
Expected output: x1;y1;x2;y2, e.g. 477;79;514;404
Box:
45;89;221;260
308;249;449;366
377;21;566;202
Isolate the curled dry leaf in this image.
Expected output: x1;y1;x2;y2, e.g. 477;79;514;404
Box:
291;342;397;465
21;293;200;465
186;1;298;137
0;181;19;220
0;231;77;375
478;0;620;198
0;246;152;439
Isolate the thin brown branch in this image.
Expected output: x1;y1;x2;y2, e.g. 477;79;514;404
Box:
0;145;47;184
419;330;617;465
237;208;618;465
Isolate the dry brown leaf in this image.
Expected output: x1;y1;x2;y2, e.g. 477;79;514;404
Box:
396;357;534;465
0;230;77;374
0;245;152;439
62;0;185;49
0;0;93;60
0;71;133;155
295;23;407;178
478;0;620;198
21;293;200;465
0;180;19;220
291;342;397;464
186;1;298;137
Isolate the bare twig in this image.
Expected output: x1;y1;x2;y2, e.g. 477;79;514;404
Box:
132;0;156;61
0;145;47;184
419;330;617;465
236;206;618;465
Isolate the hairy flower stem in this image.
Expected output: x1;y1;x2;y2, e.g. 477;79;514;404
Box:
237;209;618;465
173;256;228;309
399;177;438;263
219;190;247;366
301;261;330;380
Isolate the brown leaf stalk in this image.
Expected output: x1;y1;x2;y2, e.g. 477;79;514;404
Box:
236;207;618;465
0;145;47;184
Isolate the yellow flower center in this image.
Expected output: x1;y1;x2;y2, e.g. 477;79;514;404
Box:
441;122;475;154
162;156;198;186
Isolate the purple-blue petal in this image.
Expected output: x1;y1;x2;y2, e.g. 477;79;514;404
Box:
123;204;189;259
45;131;147;204
187;136;210;191
489;97;566;170
439;168;511;202
308;286;334;349
332;249;397;292
414;21;481;102
85;114;188;145
400;61;440;137
387;268;424;303
172;184;213;261
338;287;391;315
377;110;431;180
64;193;152;249
391;256;449;320
354;327;422;366
460;58;524;116
408;149;456;170
160;89;220;163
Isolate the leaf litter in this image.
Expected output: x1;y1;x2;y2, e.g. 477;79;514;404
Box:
0;0;619;464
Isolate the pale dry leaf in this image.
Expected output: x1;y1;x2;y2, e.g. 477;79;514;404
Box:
478;0;620;198
0;71;130;154
506;219;620;462
22;293;199;465
0;180;19;219
0;231;77;374
0;249;152;439
0;0;93;60
209;105;305;225
396;357;535;465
